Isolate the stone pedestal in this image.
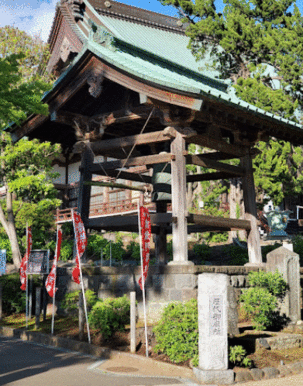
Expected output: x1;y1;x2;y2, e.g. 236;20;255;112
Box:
266;246;301;324
194;273;234;384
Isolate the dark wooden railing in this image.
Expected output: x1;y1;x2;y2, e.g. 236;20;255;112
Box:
55;199;156;223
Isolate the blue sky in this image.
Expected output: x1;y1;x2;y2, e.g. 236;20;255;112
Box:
0;0;302;42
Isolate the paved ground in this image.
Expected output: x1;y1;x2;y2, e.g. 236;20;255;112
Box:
3;334;303;386
0;337;196;386
240;374;303;386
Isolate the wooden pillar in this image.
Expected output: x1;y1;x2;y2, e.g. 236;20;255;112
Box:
241;149;263;266
155;201;167;265
78;147;94;225
169;130;191;265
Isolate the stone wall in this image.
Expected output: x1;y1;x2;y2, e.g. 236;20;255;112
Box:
56;264;263;321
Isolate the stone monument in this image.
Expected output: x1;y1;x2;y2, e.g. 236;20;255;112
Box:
193;273;234;384
266;246;301;324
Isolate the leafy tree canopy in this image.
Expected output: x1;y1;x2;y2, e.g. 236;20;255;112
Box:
0;27;58;265
0;26;53;129
0;134;61;263
160;0;303;205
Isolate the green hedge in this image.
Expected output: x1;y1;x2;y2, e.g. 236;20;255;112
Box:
153;299;198;366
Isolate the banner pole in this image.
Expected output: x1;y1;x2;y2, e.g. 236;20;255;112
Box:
51;289;56;335
72;210;91;344
26;272;28;329
51;226;59;335
25;224;28;329
79;262;91;344
138;201;149;358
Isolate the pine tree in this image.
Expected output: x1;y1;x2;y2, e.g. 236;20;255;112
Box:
159;0;303;205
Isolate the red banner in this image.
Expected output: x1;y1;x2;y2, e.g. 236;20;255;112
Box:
45;226;62;298
20;226;32;291
72;210;87;284
138;206;151;290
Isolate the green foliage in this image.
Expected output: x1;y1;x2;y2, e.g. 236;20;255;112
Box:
203;231;229;244
61;290;98;314
247;271;288;298
60;240;74;262
293;236;303;265
86;233;107;259
85;289;98;308
159;0;303;204
61;291;80;313
253;140;303;205
0;233;12;263
229;345;252;368
167;239;173;259
0;273;40;314
103;239;125;261
126;241;141;261
193;243;211;261
0;134;61;264
240;271;287;330
0;26;53;129
88;296;130;340
223;245;249;265
153;299;198;366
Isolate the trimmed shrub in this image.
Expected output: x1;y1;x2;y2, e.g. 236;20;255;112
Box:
88;295;130;340
193;243;211;262
223;244;249;265
61;289;98;315
229;345;251;368
0;273;40;314
240;271;288;330
153;299;198;366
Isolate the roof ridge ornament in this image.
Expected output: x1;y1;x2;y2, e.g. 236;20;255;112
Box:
61;0;85;21
89;22;116;51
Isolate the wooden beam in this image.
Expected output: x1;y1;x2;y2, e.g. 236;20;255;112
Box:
11;114;48;142
91;168;152;183
186;155;245;176
88;212;172;231
50;110;91;127
187;134;246;157
74;130;171;155
92;105;154;126
187;213;251;231
187;171;238;183
85;181;151;192
90;153;172;173
196;152;238;161
51;105;154;130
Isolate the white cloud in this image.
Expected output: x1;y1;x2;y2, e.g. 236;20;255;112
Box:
0;0;58;42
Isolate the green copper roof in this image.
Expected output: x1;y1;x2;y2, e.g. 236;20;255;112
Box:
49;36;301;131
99;15;220;80
46;0;303;133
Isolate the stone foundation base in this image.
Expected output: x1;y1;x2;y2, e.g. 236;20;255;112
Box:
193;368;234;384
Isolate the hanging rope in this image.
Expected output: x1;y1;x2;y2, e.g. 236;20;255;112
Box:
116;107;155;180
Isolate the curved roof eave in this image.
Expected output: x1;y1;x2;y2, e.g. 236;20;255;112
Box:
36;39;303;141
